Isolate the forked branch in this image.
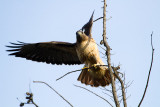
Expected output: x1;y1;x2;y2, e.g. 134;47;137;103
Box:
113;67;127;107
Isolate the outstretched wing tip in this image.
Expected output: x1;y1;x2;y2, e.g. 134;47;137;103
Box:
6;41;82;65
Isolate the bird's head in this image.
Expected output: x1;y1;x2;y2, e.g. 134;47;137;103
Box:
81;11;94;37
76;11;94;43
76;30;88;43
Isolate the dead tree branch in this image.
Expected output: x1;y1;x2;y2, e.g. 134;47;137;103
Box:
102;0;120;106
56;69;82;81
113;67;127;107
74;85;114;107
56;65;120;82
138;32;154;107
56;65;108;81
33;81;73;107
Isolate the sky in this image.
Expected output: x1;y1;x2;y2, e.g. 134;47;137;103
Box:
1;0;160;107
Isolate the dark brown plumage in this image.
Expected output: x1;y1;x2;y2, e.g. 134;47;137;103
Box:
78;68;112;87
6;12;115;87
7;41;81;65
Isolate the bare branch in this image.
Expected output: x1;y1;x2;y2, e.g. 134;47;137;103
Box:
100;87;112;93
94;41;107;51
94;16;112;23
56;65;108;81
102;0;120;106
33;81;73;107
74;85;114;107
113;67;127;107
138;32;154;107
124;81;133;89
93;17;103;22
56;69;81;81
102;92;113;99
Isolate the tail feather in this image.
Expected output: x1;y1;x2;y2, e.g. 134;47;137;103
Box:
84;72;90;84
78;69;86;82
77;69;113;87
89;79;94;86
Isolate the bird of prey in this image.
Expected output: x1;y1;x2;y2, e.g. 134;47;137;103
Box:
7;12;114;87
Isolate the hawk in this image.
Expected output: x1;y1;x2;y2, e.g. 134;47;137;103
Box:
7;12;114;87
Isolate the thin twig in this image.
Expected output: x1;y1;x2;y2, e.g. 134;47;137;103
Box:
56;65;108;81
56;69;81;81
94;16;112;23
124;81;133;89
74;85;114;107
102;92;113;99
138;32;154;107
100;87;112;93
119;95;131;104
95;41;107;51
33;81;73;107
93;17;103;22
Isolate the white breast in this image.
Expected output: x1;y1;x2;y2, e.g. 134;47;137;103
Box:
76;38;104;67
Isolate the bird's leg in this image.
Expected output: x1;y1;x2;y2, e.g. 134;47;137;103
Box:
92;64;97;69
82;64;98;72
82;67;90;72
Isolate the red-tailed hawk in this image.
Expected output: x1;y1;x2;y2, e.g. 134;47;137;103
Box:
7;12;113;87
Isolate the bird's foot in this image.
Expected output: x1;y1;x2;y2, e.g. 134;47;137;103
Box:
82;67;90;71
92;64;97;69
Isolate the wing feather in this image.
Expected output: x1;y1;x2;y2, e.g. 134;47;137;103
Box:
6;41;82;65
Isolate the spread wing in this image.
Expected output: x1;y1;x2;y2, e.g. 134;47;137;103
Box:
6;41;82;65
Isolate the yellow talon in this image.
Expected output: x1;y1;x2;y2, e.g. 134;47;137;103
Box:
92;64;97;69
82;67;88;69
82;67;90;71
